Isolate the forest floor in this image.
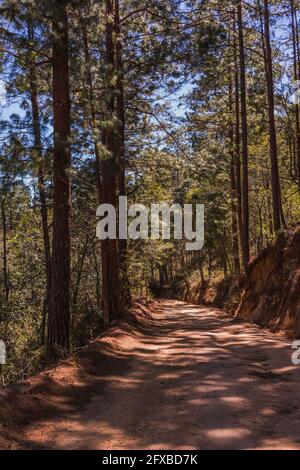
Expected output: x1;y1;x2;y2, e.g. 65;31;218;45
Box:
1;299;300;450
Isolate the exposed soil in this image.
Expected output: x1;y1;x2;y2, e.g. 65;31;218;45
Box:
1;300;300;450
236;228;300;337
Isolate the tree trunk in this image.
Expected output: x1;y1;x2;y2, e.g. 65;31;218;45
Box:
233;10;243;255
261;0;285;232
47;1;71;361
28;21;51;346
79;12;102;200
115;0;131;307
237;0;250;269
101;0;121;327
114;0;125;201
1;199;9;306
291;0;300;192
71;236;90;334
92;242;101;314
228;45;240;273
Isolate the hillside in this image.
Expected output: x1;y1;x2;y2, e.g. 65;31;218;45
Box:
236;228;300;338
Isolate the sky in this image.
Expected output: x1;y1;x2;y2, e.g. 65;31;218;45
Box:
0;79;25;121
0;79;6;107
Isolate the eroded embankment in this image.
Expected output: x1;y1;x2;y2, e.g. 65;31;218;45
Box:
236;228;300;338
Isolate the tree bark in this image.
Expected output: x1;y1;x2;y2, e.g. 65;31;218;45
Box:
101;0;121;327
79;11;102;200
114;0;125;205
28;21;51;346
1;199;9;306
47;1;71;360
233;10;243;254
291;0;300;191
115;0;131;307
237;0;250;269
261;0;285;232
229;65;240;273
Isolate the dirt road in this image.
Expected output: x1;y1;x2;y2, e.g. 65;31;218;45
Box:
1;300;300;450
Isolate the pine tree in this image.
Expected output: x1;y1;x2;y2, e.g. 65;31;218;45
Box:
47;0;71;360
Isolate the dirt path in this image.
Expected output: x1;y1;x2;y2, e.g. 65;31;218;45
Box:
2;300;300;450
